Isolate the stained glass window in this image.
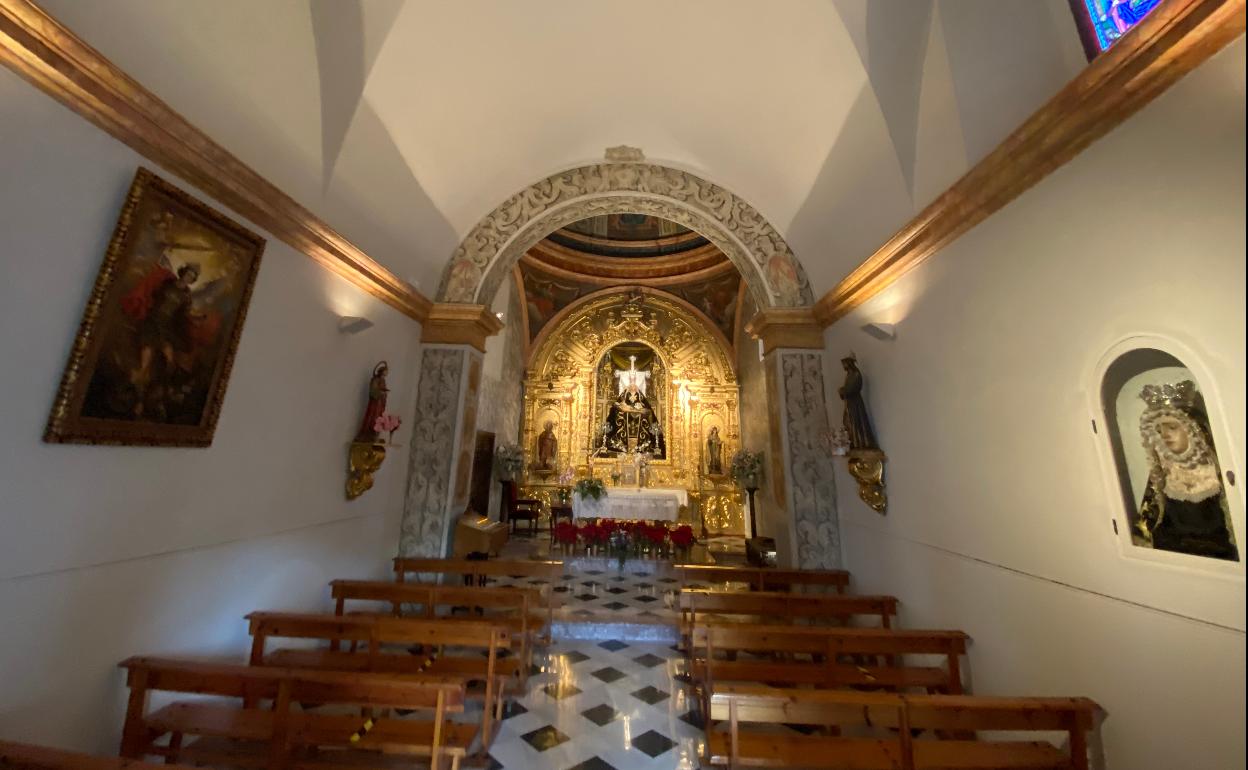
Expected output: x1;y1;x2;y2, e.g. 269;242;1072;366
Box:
1073;0;1165;56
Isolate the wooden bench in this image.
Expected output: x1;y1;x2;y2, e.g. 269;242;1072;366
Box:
0;741;199;769
706;685;1103;770
118;657;471;770
671;564;851;593
330;579;544;673
679;589;898;649
247;612;513;746
393;558;563;640
690;623;971;712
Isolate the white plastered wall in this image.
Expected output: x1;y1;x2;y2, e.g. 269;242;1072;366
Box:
0;67;420;750
822;40;1246;770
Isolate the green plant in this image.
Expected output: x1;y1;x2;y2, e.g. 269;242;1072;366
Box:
574;477;608;500
729;449;765;487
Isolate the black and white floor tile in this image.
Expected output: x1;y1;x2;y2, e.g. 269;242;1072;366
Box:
485;640;703;770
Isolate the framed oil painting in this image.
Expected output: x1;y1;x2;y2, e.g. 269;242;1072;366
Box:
44;168;265;447
1100;348;1240;562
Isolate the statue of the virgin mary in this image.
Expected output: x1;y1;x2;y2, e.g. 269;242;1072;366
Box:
600;355;665;458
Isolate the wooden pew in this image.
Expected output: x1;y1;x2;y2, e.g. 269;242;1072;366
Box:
690;623;971;707
246;611;512;746
0;741;199;769
117;657;472;770
329;579;543;673
392;558;563;640
678;589;898;649
671;564;851;593
706;685;1103;770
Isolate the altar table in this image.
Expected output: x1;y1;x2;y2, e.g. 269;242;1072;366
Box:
573;487;689;522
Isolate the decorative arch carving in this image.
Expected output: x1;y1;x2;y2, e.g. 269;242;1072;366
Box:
437;162;813;308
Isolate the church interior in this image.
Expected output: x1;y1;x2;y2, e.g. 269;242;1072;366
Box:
0;2;1243;769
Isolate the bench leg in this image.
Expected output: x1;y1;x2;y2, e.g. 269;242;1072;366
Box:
164;732;183;765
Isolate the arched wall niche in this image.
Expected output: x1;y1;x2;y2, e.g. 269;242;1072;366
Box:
518;288;745;534
1089;335;1244;575
437;162;814;309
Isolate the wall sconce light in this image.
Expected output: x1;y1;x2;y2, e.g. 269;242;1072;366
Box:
495;312;505;322
861;322;896;341
338;316;374;334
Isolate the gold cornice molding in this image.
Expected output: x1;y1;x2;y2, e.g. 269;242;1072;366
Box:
746;307;824;354
814;0;1246;327
421;303;504;352
0;0;431;322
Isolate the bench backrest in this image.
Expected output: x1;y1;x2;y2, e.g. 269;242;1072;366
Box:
680;589;897;627
694;623;969;695
0;740;201;770
117;657;465;767
393;557;563;585
694;623;968;657
330;579;536;617
121;656;464;710
672;564;850;593
709;685;1101;770
246;611;510;663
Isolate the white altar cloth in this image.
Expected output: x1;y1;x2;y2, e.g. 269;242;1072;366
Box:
573;487;689;521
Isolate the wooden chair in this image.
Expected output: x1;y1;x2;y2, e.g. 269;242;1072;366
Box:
679;589;899;650
393;557;563;640
0;741;199;769
117;657;471;770
501;480;540;535
246;612;512;746
706;685;1104;770
689;623;971;716
329;579;544;674
672;564;851;594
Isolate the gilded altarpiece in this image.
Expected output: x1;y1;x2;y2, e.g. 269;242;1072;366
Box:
521;292;745;535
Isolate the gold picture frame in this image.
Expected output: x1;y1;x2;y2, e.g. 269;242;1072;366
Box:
43;168;265;447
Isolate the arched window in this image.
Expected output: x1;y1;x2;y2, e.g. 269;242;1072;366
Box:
1101;348;1240;562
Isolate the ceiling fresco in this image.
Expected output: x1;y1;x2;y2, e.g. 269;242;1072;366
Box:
549;215;709;259
519;261;741;345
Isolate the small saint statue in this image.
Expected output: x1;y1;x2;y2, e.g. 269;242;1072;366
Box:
838;357;879;450
536;421;559;472
355;361;389;442
706;426;724;475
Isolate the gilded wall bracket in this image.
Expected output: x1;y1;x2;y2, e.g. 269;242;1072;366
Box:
346;442;387;500
846;448;887;514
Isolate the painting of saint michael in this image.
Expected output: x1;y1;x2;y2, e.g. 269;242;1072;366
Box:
44;168;265;447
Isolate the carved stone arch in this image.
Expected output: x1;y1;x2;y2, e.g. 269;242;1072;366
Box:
437;162;814;308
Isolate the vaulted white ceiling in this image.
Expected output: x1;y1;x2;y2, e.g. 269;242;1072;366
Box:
39;0;1084;300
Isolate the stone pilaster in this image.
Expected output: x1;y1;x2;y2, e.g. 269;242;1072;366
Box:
399;304;501;557
749;308;841;569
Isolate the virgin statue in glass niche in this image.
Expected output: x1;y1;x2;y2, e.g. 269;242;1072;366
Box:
600;354;666;458
1135;381;1238;561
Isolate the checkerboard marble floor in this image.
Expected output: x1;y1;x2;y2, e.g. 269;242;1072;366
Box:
486;639;704;770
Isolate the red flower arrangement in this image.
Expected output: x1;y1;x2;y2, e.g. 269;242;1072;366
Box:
670;525;695;549
554;521;579;546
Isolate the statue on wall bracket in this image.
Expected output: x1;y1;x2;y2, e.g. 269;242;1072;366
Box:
838;356;887;514
346;361;394;500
